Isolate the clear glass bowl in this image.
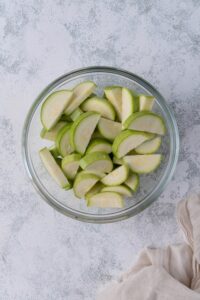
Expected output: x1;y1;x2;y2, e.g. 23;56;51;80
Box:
22;66;179;223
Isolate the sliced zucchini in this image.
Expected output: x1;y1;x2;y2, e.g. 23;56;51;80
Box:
61;154;81;180
73;172;100;198
69;107;83;121
124;112;166;135
39;82;164;204
82;170;106;179
40;121;66;141
101;185;132;197
113;157;123;165
56;124;73;157
122;87;138;126
41;90;73;130
81;97;116;120
80;152;113;173
125;173;139;192
98;118;121;141
85;182;104;201
87;192;124;208
86;138;112;154
101;165;129;186
123;154;162;174
135;136;161;154
65;81;96;115
70;112;100;154
39;147;70;189
104;86;122;121
139;95;155;111
112;130;154;158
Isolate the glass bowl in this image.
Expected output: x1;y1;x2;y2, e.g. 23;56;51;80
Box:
22;66;179;223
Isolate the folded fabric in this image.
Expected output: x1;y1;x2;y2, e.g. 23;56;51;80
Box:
97;194;200;299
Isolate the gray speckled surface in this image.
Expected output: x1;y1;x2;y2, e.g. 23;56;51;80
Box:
0;1;200;299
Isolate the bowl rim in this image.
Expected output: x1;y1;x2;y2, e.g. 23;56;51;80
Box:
22;66;179;223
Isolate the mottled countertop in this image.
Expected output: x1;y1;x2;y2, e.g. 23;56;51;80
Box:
1;1;200;299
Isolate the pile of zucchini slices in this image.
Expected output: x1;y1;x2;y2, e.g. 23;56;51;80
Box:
39;81;165;208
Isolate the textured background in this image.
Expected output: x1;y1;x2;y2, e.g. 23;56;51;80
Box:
0;1;200;299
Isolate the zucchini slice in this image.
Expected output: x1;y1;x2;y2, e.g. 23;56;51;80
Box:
41;90;73;130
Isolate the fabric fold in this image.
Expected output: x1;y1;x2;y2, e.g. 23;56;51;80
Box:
97;194;200;299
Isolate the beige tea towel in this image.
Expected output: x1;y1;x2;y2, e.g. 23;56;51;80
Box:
97;194;200;300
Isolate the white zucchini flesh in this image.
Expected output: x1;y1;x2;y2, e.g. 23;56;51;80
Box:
65;81;96;115
101;165;129;186
61;154;81;180
40;121;67;141
85;160;112;173
122;87;138;125
135;136;161;154
113;157;123;165
80;152;113;173
104;86;122;121
73;172;100;198
139;95;155;111
112;130;154;158
98;118;122;141
125;173;139;192
41;90;73;130
69;107;83;121
81;97;116;120
123;154;162;174
70;112;100;154
39;147;70;189
82;170;106;179
87;192;124;208
86;138;112;154
101;185;132;197
124;112;166;135
85;182;104;200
